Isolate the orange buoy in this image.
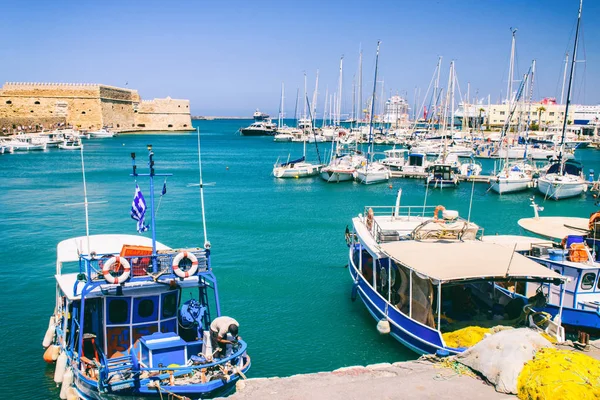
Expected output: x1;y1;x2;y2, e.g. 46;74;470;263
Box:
43;345;59;363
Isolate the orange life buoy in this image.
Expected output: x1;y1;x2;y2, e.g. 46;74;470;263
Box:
434;205;446;220
588;211;600;230
102;256;131;284
172;251;199;278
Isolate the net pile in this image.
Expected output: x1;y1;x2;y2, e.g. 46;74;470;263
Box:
517;348;600;400
442;326;490;348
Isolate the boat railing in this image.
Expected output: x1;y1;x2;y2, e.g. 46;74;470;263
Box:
363;205;438;220
77;249;208;282
96;339;248;392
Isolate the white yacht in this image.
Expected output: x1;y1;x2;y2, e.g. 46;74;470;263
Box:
89;128;115;138
489;162;534;194
58;138;83;150
537;159;587;200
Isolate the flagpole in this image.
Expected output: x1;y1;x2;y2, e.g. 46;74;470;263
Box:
155;177;167;214
197;127;209;248
147;145;158;273
79;143;91;255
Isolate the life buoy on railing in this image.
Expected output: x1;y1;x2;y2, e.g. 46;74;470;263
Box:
366;208;374;231
434;205;446;221
588;211;600;230
102;256;131;284
172;251;199;278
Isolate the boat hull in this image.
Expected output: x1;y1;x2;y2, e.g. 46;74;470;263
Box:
273;164;320;178
489;177;532;194
354;171;389;185
320;169;354;183
240;129;275;136
537;177;586;200
426;178;458;189
348;247;447;355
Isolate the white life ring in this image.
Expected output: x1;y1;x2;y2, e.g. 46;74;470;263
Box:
102;256;131;284
172;251;199;278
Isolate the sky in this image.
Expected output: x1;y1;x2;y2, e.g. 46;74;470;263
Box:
1;0;599;117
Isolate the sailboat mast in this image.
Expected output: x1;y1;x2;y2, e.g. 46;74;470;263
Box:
303;72;308;121
337;56;344;126
322;86;328;128
507;28;517;104
524;59;536;160
450;62;456;133
560;52;569;105
312;70;319;128
559;0;583;165
358;49;363;123
294;88;299;128
367;41;380;160
351;75;356;128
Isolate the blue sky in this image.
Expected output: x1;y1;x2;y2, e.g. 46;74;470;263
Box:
1;0;598;116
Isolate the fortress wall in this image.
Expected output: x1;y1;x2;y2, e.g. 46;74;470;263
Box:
0;82;192;133
133;98;192;131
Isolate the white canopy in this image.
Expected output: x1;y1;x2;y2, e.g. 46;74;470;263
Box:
518;217;589;241
380;240;565;283
57;234;171;263
481;235;553;252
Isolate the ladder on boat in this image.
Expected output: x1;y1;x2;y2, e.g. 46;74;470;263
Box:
99;354;138;392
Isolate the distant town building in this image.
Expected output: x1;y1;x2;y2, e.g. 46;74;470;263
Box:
456;98;600;131
0;82;192;134
383;95;410;125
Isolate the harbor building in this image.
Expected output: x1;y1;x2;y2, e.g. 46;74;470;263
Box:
0;82;192;134
457;98;600;132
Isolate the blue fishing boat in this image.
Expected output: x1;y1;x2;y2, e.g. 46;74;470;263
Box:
42;143;250;399
496;198;600;332
346;190;567;355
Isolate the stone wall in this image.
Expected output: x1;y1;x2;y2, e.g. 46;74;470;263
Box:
0;82;192;134
133;97;192;131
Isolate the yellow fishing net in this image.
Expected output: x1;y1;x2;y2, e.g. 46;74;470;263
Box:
442;326;490;348
517;348;600;400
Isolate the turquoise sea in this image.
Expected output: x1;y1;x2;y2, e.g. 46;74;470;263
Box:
1;119;599;398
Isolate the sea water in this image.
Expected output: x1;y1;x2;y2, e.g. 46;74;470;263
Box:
1;119;598;398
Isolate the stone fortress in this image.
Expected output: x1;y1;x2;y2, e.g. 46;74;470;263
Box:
0;82;192;133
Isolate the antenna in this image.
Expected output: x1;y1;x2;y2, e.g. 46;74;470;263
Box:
196;127;210;249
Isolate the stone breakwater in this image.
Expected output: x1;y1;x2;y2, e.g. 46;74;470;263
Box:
0;82;192;133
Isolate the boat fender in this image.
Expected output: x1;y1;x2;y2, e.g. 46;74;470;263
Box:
366;208;374;231
54;352;67;383
172;251;199;278
59;368;73;399
377;319;391;334
102;256;131;284
43;315;56;348
351;283;358;302
66;387;79;400
44;345;60;363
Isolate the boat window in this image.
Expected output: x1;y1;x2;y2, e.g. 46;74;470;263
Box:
581;273;596;290
162;292;178;318
107;298;130;325
133;296;158;323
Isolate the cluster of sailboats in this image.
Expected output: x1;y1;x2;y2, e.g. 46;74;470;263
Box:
0;127;116;154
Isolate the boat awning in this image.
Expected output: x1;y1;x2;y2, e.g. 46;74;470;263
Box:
481;235;553;252
57;234;171;263
518;217;589;241
380;241;566;283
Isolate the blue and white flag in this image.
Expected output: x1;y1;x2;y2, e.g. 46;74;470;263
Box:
131;184;149;233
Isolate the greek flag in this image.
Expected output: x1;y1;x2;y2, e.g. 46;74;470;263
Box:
131;184;149;233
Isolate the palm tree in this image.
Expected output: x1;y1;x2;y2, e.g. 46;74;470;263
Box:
536;106;546;129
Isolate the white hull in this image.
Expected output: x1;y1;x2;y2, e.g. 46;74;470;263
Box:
354;170;389;184
320;169;354;183
58;142;83;150
273;163;320;178
537;176;587;200
489;177;532;194
89;132;115;138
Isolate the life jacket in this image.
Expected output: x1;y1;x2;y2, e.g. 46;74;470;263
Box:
569;243;588;263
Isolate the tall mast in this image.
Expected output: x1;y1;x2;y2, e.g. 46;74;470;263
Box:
278;82;284;128
351;75;356;127
303;72;307;120
322;86;328;128
337;56;344;126
367;41;380;161
559;0;583;167
294;88;300;128
450;62;456;133
507;28;518;104
560;52;569;105
358;48;363;123
312;70;319;127
524;59;536;160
